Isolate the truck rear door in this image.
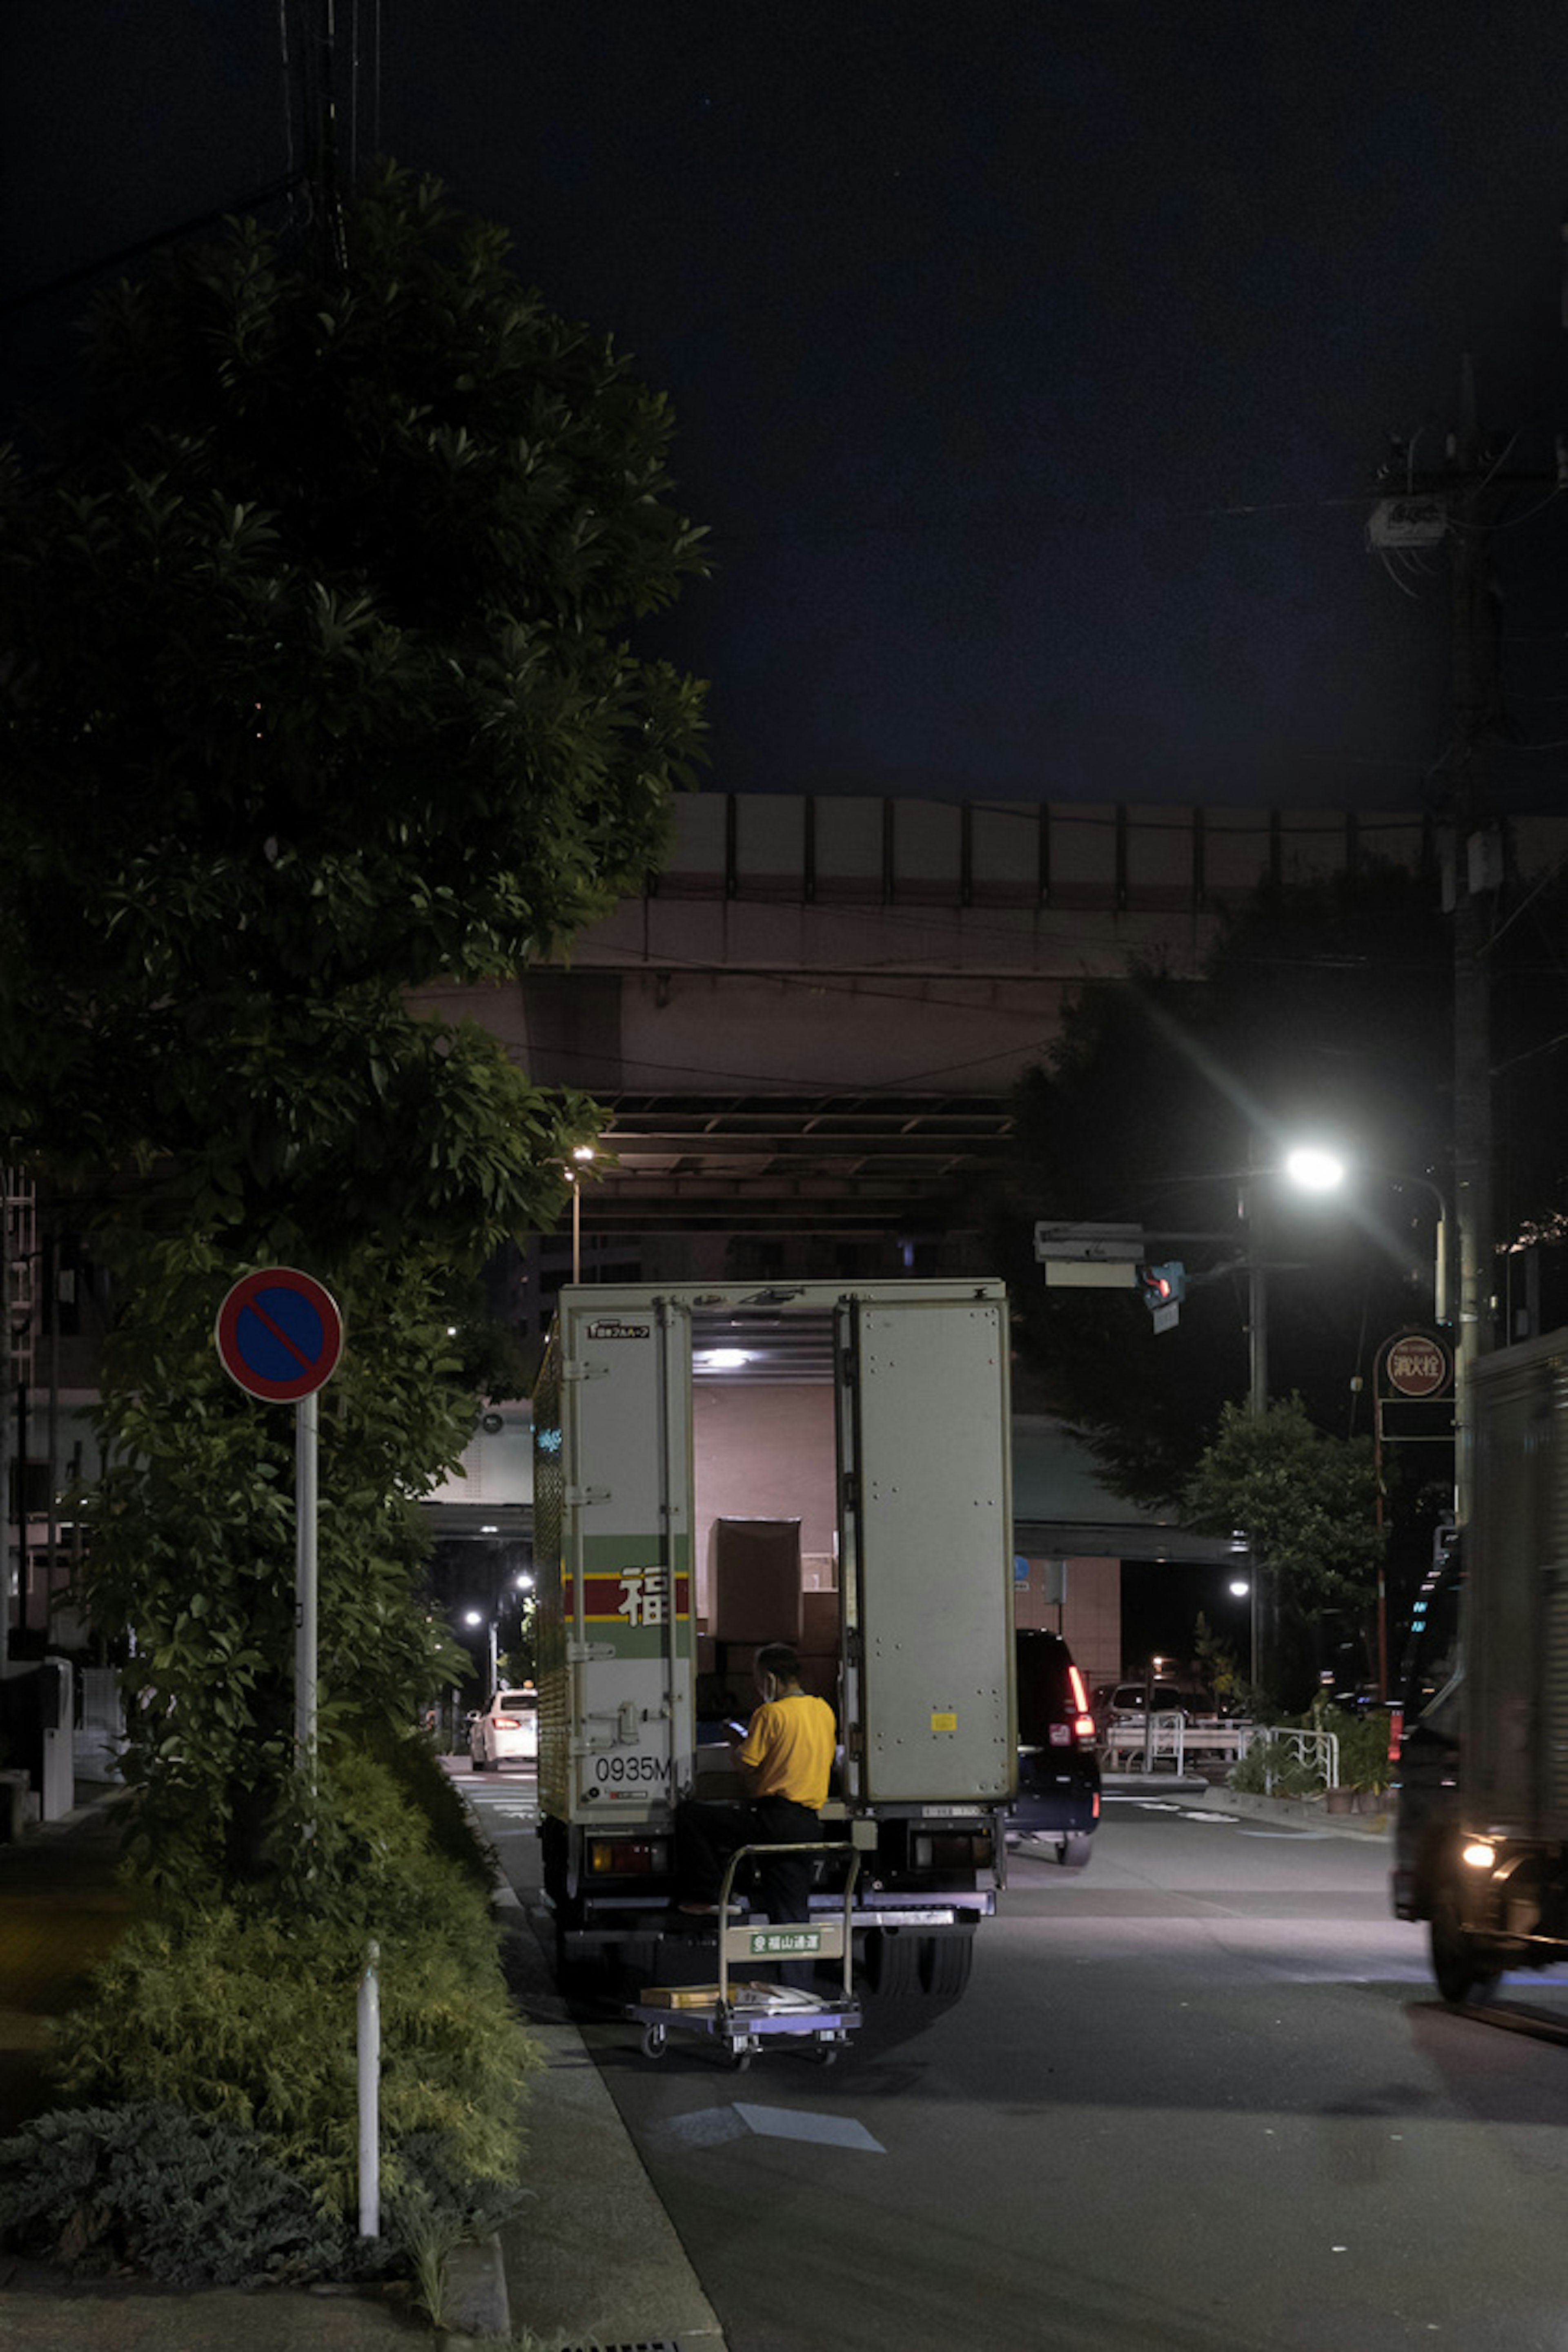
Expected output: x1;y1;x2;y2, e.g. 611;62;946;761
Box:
557;1292;694;1822
835;1292;1016;1804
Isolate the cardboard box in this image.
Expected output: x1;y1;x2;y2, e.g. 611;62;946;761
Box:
713;1517;802;1643
800;1588;840;1654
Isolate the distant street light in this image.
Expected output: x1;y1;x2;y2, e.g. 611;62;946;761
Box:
568;1143;596;1283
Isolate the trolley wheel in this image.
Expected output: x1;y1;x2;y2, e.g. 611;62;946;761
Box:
729;2051;752;2072
640;2023;668;2060
811;2043;839;2066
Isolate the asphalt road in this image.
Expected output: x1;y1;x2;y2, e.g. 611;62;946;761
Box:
470;1775;1568;2352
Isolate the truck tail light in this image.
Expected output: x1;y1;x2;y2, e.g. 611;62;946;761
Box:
587;1838;670;1877
1386;1708;1403;1764
1066;1664;1097;1742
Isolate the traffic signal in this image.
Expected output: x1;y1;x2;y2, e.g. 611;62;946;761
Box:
1135;1261;1186;1312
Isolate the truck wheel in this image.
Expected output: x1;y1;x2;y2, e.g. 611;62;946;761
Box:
1431;1874;1502;2006
864;1928;922;1999
918;1931;974;2001
1057;1833;1093;1870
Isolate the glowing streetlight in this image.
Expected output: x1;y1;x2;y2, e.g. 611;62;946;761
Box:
568;1143;595;1283
1283;1145;1346;1194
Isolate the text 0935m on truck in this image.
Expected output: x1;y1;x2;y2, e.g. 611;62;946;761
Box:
533;1280;1018;2001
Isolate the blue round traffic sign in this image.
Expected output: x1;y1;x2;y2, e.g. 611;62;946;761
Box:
216;1268;343;1402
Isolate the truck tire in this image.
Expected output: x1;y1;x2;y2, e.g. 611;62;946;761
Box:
864;1926;922;1999
1430;1872;1503;2006
918;1931;974;2001
1056;1833;1093;1870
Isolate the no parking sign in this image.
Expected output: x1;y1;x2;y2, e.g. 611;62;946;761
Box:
216;1267;343;1402
215;1267;343;1785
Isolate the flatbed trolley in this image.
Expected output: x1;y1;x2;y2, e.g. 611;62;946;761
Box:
627;1839;864;2068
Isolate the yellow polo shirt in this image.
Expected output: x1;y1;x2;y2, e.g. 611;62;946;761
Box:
737;1691;837;1807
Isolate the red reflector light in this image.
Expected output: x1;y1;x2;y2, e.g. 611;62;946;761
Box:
1387;1708;1403;1764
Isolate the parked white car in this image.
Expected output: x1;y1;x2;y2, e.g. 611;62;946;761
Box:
468;1688;539;1771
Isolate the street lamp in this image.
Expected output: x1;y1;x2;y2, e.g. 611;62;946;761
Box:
1277;1150;1459;1699
567;1144;595;1283
464;1608;498;1695
1241;1140;1347;1415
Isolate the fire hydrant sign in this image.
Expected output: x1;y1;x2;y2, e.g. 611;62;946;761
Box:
216;1268;343;1402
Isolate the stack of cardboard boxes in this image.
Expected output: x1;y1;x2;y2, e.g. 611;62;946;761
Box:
693;1520;842;1791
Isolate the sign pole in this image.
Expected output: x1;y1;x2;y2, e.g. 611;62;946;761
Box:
215;1267;343;1795
296;1388;319;1786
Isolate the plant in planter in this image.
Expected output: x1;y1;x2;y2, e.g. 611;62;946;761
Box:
1323;1705;1393;1806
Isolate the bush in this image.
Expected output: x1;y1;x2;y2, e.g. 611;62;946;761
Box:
0;2103;352;2284
49;1741;541;2219
1227;1702;1392;1797
1229;1734;1325;1797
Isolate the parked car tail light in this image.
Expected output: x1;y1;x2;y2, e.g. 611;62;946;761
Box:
1387;1707;1403;1763
492;1714;522;1730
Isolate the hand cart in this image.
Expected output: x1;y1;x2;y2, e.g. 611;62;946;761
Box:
627;1839;864;2068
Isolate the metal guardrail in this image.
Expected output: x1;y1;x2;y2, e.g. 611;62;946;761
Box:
1102;1711;1239;1773
1100;1714;1340;1793
1237;1724;1340;1795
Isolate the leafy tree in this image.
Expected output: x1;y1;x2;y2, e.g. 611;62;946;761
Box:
0;163;708;1888
1182;1397;1385;1705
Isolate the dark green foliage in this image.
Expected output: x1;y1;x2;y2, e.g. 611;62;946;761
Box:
0;2103;350;2285
0;160;708;1898
368;1716;499;1894
1183;1397;1385;1704
53;1743;541;2214
0;162;708;1198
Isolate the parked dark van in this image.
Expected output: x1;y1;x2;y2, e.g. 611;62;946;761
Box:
1010;1629;1101;1867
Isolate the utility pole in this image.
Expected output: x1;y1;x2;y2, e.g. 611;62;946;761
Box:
1444;358;1504;1529
1368;356;1550;1525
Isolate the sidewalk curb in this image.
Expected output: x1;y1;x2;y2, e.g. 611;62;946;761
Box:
455;1779;731;2352
1102;1773;1392;1838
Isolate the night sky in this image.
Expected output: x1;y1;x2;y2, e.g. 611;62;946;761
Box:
7;2;1568;808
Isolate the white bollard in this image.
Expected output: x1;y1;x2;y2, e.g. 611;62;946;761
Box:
358;1939;381;2238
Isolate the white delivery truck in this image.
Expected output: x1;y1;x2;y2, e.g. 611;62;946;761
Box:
1394;1325;1568;2000
534;1279;1017;2002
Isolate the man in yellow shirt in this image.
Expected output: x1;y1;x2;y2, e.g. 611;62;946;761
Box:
676;1642;836;1926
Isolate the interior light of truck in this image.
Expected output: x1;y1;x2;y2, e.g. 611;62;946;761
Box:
1461;1841;1497;1870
